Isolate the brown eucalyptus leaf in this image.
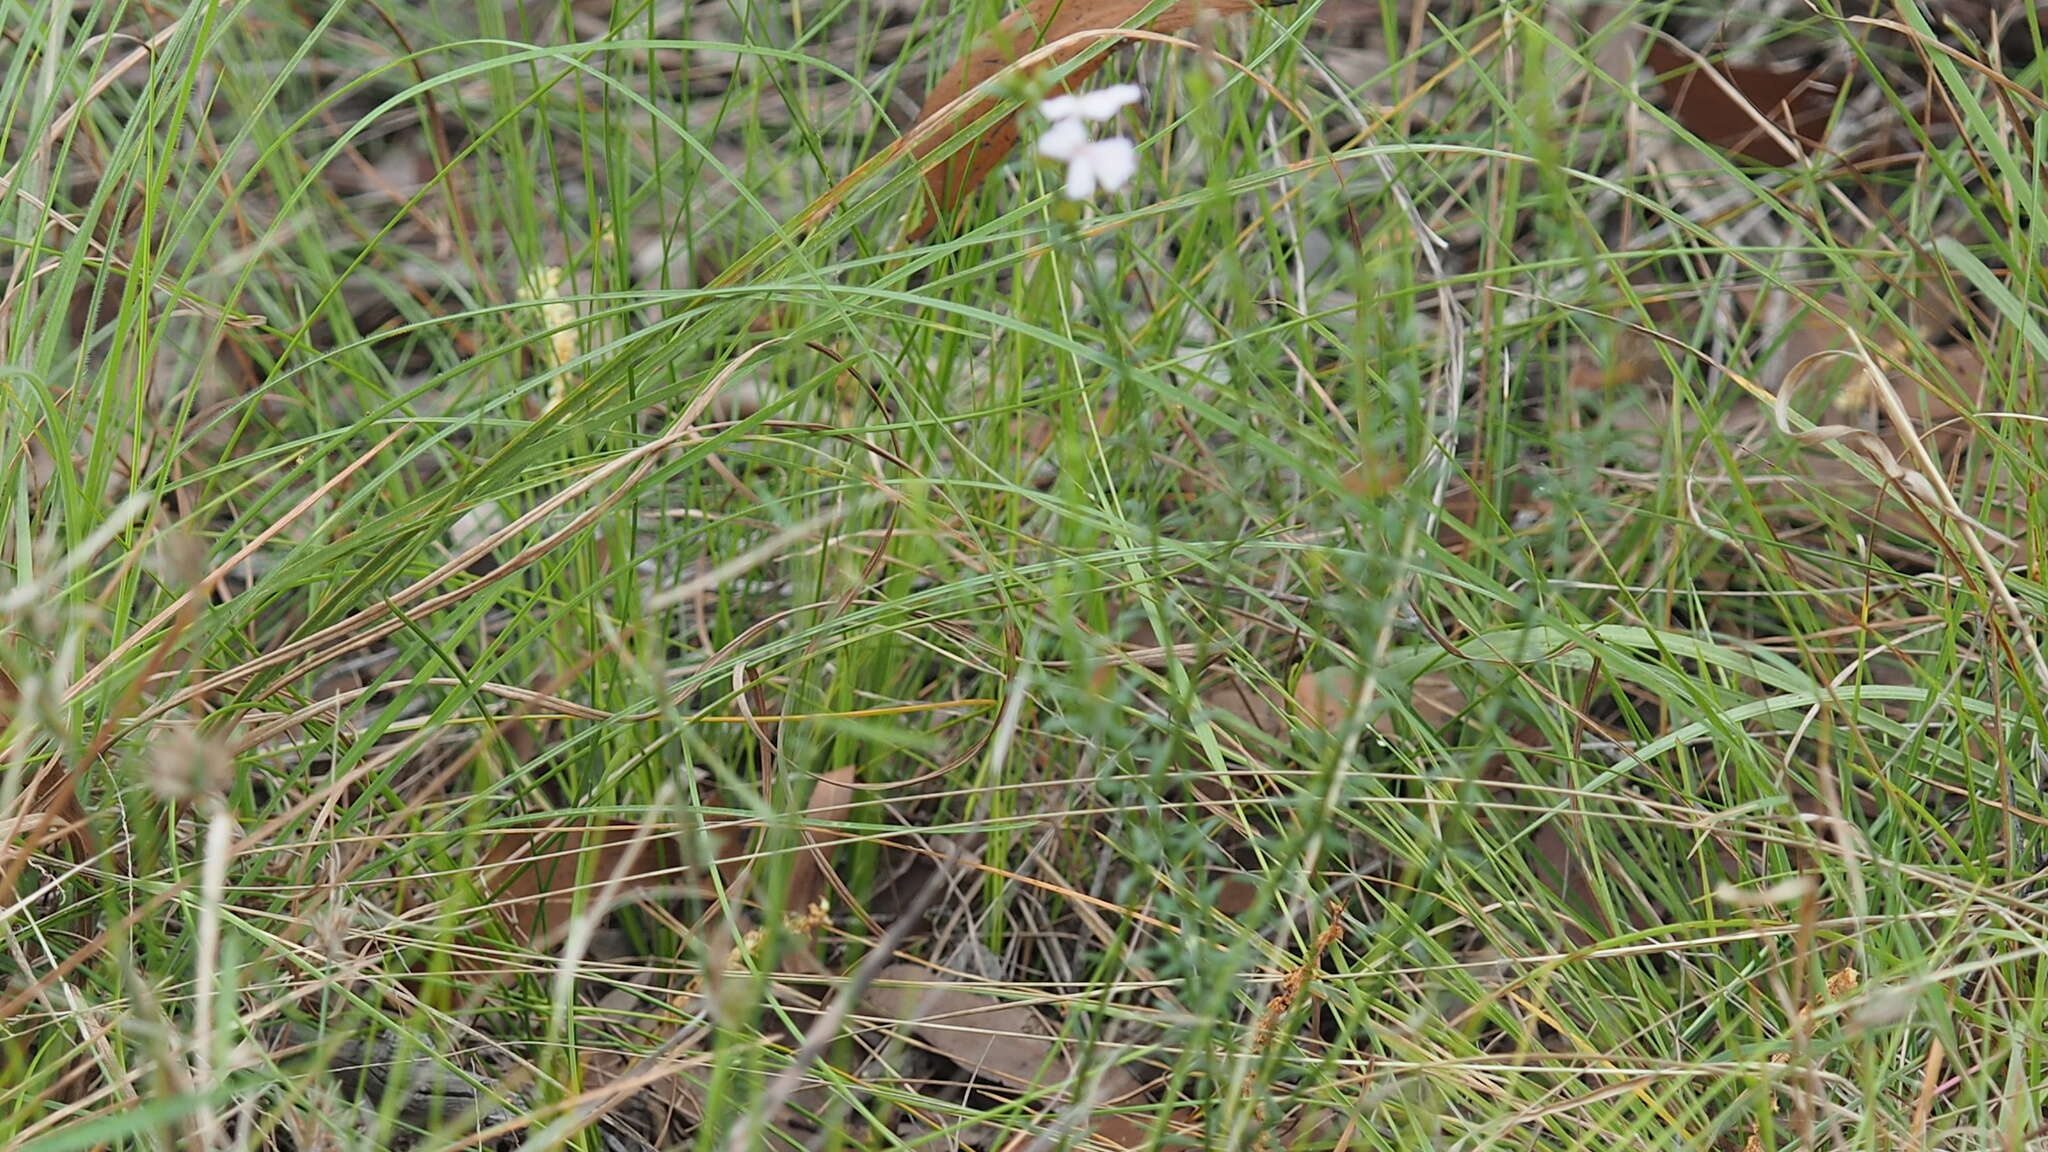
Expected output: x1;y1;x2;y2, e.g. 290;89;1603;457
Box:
477;822;683;939
1289;666;1355;731
908;0;1269;238
1292;668;1465;734
866;963;1146;1106
1645;41;1835;166
1409;671;1469;728
1200;675;1287;737
579;1046;707;1146
785;766;857;915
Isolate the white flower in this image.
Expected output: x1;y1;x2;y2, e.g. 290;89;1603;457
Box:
1037;118;1138;200
1033;84;1144;201
1037;83;1142;125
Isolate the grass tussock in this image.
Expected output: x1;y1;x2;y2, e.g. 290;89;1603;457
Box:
3;1;2048;1150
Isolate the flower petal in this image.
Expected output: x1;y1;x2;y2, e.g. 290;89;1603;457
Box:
1038;94;1083;122
1037;117;1089;161
1071;83;1143;121
1038;83;1143;123
1064;155;1098;200
1082;137;1137;194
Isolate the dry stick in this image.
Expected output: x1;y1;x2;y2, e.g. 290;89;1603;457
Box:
191;808;234;1147
1788;880;1820;1151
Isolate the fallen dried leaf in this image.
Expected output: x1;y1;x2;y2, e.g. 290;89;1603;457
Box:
1646;41;1836;165
1291;668;1465;734
1200;674;1288;737
1209;871;1261;918
866;963;1146;1127
907;0;1271;238
477;822;684;938
1338;453;1406;500
1289;667;1353;730
785;766;857;917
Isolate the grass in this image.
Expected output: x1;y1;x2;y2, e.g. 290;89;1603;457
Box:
3;0;2047;1149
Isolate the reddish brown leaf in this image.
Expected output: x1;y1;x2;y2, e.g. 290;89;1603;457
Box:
1645;42;1835;165
785;766;857;916
908;0;1270;238
477;822;684;938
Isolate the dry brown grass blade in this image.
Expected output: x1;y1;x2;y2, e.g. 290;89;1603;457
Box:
1773;342;2048;696
0;429;406;884
61;427;406;710
907;0;1269;239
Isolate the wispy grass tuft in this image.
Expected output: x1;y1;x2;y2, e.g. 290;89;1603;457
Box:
4;1;2047;1150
